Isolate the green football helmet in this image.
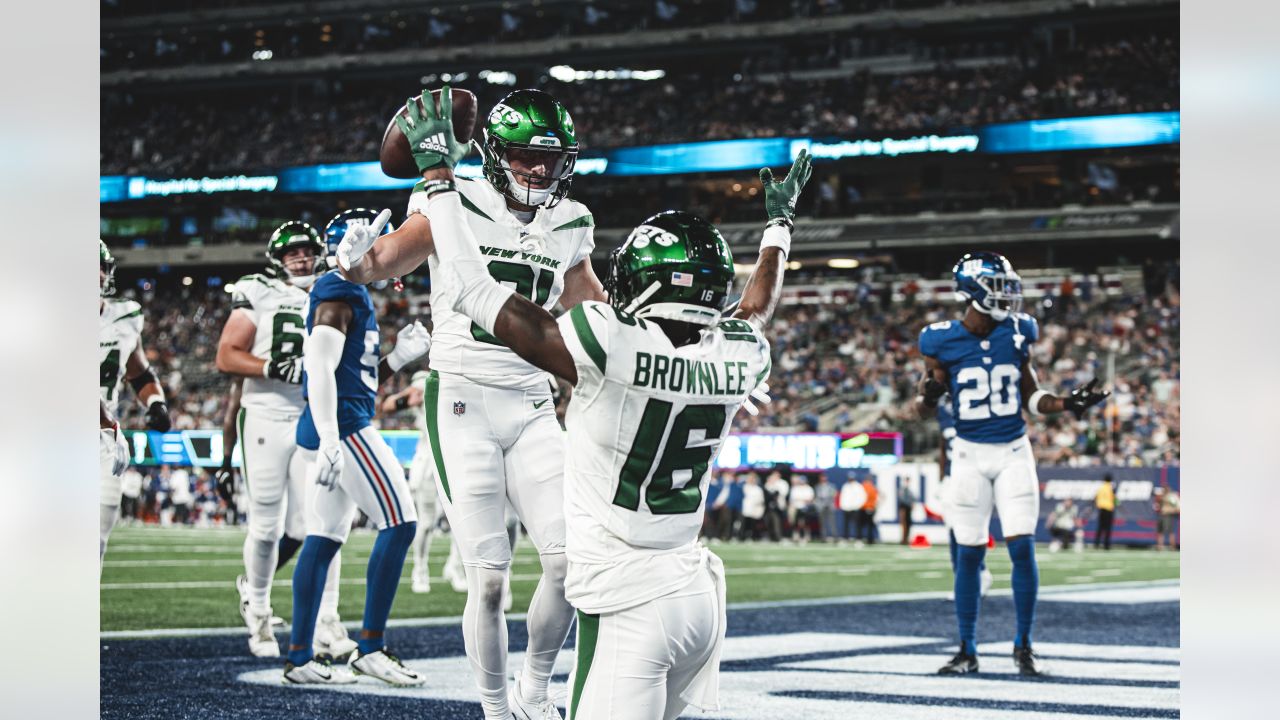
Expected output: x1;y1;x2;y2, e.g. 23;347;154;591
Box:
605;211;735;326
266;221;326;287
481;89;579;208
99;239;116;297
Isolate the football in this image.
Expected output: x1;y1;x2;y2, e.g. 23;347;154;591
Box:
379;88;479;179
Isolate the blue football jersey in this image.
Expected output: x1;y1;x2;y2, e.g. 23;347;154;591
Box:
919;313;1039;444
296;271;381;449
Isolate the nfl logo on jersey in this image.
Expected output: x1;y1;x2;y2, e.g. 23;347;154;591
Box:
453;401;466;416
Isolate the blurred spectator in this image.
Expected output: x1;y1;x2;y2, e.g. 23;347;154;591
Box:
813;473;837;542
858;477;879;544
897;477;916;545
837;478;866;543
1154;485;1180;551
739;473;766;541
713;473;744;541
1047;497;1079;552
169;466;193;525
1094;474;1116;550
120;466;143;525
788;475;817;543
763;470;790;542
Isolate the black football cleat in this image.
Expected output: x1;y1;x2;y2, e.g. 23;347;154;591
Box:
937;650;979;675
1013;645;1048;676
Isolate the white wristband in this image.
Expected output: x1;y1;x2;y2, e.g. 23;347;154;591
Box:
1028;389;1051;416
760;224;792;258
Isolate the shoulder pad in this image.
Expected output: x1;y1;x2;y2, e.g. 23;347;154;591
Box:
310;271;368;304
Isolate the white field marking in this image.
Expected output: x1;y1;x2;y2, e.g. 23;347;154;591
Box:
1037;584;1180;605
102;579;1179;639
795;648;1178;682
776;655;1178;712
916;571;944;579
976;641;1180;664
102;556;545;569
236;632;1177;720
105;545;245;553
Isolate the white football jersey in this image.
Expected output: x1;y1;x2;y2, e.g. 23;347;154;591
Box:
557;300;772;614
99;298;144;411
229;273;309;415
408;177;595;387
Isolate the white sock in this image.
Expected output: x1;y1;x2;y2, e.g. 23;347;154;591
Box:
463;565;511;719
521;553;573;703
243;535;278;615
319;549;342;618
100;504;119;567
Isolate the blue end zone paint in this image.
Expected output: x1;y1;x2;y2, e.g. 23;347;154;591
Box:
101;593;1178;719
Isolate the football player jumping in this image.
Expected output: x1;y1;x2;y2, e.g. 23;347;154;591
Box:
214;222;354;659
99;240;171;565
339;88;604;719
341;89;811;719
915;252;1109;676
283;209;431;686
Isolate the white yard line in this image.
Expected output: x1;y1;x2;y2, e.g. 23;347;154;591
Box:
101;579;1179;639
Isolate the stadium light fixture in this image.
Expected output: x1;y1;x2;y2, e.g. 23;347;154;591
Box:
827;258;860;269
549;64;665;82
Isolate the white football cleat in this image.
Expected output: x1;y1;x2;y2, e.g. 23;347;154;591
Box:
349;648;426;687
980;566;994;597
242;605;280;658
411;569;432;594
314;614;358;660
284;657;358;685
510;676;562;720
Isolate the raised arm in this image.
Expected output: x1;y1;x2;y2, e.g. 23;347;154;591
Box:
340;212;436;285
1020;357;1110;419
733;150;811;329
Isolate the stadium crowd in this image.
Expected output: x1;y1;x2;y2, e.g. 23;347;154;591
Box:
100;30;1177;177
103;0;1028;71
112;261;1179;471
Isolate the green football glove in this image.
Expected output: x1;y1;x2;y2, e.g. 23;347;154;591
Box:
394;85;471;173
759;148;813;226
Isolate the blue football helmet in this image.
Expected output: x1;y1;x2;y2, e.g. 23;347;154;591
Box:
952;251;1023;321
323;208;396;288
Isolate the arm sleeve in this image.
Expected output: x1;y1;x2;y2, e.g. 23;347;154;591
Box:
556;301;612;393
304;325;345;443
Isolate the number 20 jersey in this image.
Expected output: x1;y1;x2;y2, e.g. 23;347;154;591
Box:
557;301;771;614
230;273;309;414
407;177;595;387
918;313;1039;444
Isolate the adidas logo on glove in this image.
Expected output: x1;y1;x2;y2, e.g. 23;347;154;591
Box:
418;133;449;153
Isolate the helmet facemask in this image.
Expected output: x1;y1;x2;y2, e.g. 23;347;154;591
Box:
966;272;1023;321
484;132;577;209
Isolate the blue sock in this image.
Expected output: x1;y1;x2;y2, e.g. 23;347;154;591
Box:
1007;535;1039;648
276;535;303;572
287;536;341;666
954;543;986;656
358;522;417;655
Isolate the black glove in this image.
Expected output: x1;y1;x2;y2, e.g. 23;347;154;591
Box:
214;460;236;505
920;373;947;406
1063;378;1110;419
266;356;303;384
145;401;171;432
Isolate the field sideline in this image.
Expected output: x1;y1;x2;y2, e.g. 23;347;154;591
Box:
101;524;1180;633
